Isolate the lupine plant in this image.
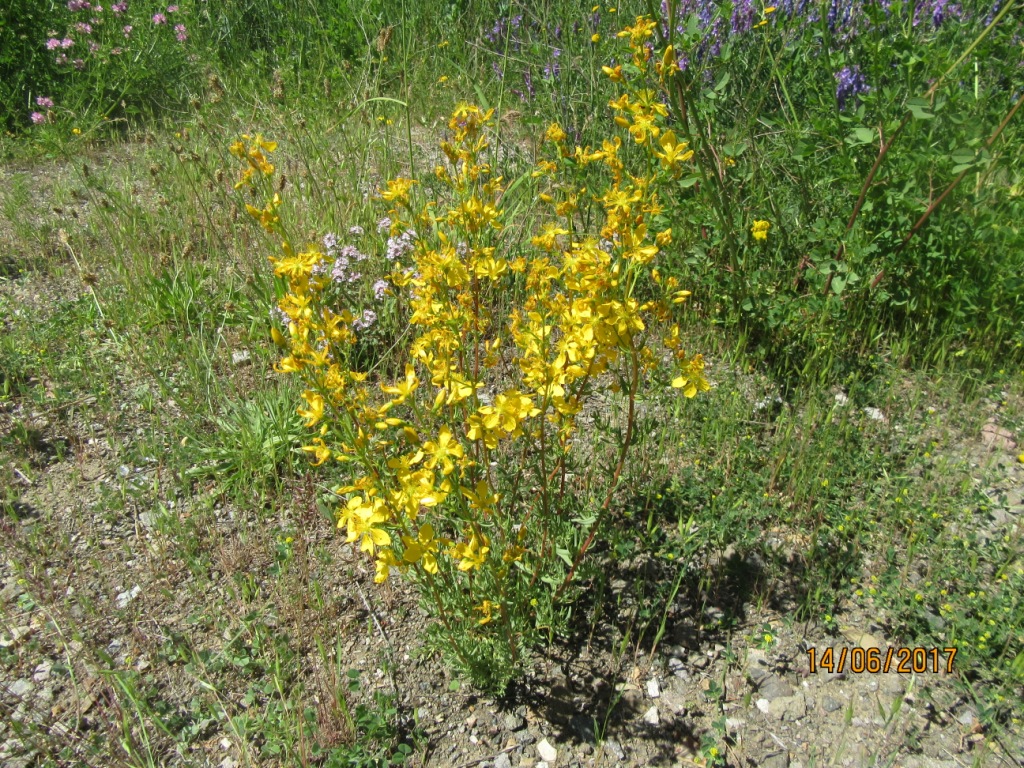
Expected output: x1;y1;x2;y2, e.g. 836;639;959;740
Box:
640;0;1024;383
233;17;710;690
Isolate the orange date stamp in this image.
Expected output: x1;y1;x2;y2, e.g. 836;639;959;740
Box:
807;646;957;675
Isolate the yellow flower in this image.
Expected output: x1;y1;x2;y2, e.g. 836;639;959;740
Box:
451;529;490;571
546;123;567;143
301;437;332;466
402;523;442;574
380;177;416;203
602;65;624;82
671;353;711;398
462;479;499;512
381;364;420;404
297;389;325;427
423;426;464;475
751;219;771;241
591;33;601;42
475;600;499;625
653;130;694;173
531;222;569;251
72;127;81;135
467;408;502;449
338;495;391;554
374;549;400;583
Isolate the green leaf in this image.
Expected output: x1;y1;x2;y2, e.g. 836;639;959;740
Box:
555;547;574;568
951;147;976;165
853;126;875;144
678;175;701;188
906;97;934;120
714;72;731;92
472;85;490;112
448;679;461;692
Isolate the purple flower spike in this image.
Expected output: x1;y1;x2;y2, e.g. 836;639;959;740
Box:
835;65;870;110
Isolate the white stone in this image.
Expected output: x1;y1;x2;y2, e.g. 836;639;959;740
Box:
647;679;661;698
537;738;557;762
115;585;142;609
642;706;660;726
863;407;887;423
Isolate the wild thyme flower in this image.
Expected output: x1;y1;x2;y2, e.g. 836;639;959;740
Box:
385;230;417;261
376;217;392;233
269;306;290;326
353;309;377;330
36;96;54;108
372;279;389;300
152;13;166;24
340;244;367;262
323;232;339;254
331;255;361;283
349;225;364;237
835;65;869;110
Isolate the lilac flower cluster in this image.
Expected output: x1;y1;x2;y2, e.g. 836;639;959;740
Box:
324;233;368;284
385;228;417;262
835;65;870;110
313;227;396;333
353;310;377;330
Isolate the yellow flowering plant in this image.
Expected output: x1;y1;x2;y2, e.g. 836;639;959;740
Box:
232;17;709;691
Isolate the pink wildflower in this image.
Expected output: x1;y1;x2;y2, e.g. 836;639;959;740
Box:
31;112;46;125
174;23;187;42
152;13;166;24
36;96;55;108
